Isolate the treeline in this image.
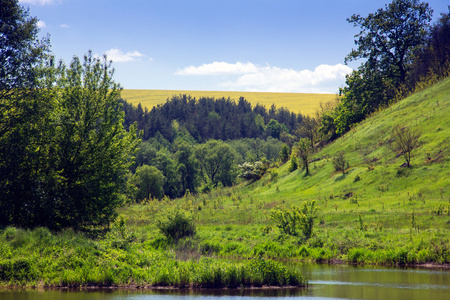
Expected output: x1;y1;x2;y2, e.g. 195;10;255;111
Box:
121;95;310;201
121;95;303;142
128;135;285;200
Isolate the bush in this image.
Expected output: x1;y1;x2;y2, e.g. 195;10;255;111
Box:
333;152;348;174
288;155;298;172
157;210;196;241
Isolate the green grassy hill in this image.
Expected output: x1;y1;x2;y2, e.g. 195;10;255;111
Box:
1;78;449;288
127;76;449;264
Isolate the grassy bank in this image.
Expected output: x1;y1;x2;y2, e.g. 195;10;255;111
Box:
0;226;306;288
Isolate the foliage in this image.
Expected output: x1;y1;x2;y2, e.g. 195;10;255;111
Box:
0;50;139;229
121;89;334;118
296;115;318;151
279;144;290;163
157;210;196;241
176;142;201;195
391;125;421;167
345;0;432;85
238;161;267;181
332;152;348;174
132;165;165;201
407;10;450;90
295;138;312;175
0;0;51;228
121;94;302;142
288;155;298;173
326;0;441;139
270;201;317;240
195;140;237;187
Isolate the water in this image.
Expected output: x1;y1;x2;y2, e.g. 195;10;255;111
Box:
1;264;449;300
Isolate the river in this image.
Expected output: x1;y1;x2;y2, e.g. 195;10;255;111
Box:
1;264;449;300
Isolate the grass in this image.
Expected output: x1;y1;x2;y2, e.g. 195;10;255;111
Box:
1;77;449;289
121;89;338;116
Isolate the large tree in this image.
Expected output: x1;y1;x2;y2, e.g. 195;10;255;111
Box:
195;140;237;187
0;0;52;227
345;0;433;85
0;50;139;229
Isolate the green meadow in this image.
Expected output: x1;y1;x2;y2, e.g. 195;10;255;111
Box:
1;78;449;288
121;90;338;116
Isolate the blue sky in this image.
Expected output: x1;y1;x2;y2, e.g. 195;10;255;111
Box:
20;0;449;93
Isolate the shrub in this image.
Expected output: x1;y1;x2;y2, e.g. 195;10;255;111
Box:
391;125;421;167
157;210;196;241
333;152;348;174
288;155;298;172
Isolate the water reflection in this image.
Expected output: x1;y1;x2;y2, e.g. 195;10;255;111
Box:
1;264;450;300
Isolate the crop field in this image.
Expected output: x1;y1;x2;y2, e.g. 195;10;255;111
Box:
121;89;338;116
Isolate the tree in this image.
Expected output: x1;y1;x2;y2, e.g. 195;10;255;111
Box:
0;50;140;229
279;144;290;163
295;138;311;175
176;142;200;195
333;152;348;174
288;155;298;173
0;0;52;228
132;165;165;201
346;0;433;85
391;125;421;167
47;52;139;229
296;115;318;151
195;140;237;187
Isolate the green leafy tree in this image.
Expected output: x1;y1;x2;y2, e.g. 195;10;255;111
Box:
176;142;200;195
195;140;237;187
346;0;433;85
132;165;165;201
288;155;298;173
296;115;318;151
296;138;312;175
279;144;290;163
0;0;52;227
1;49;139;229
46;52;139;229
335;0;433;137
154;150;181;198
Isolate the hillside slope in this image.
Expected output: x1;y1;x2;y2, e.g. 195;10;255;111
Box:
119;77;450;266
163;77;450;264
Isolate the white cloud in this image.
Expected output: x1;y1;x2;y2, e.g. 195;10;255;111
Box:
102;48;145;63
36;20;47;28
176;61;352;93
59;24;70;28
176;61;258;75
20;0;58;5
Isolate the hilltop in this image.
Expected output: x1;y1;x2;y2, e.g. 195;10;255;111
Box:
121;89;338;116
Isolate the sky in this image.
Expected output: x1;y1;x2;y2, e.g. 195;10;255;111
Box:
20;0;449;93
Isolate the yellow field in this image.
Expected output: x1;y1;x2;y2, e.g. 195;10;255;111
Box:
121;89;338;116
